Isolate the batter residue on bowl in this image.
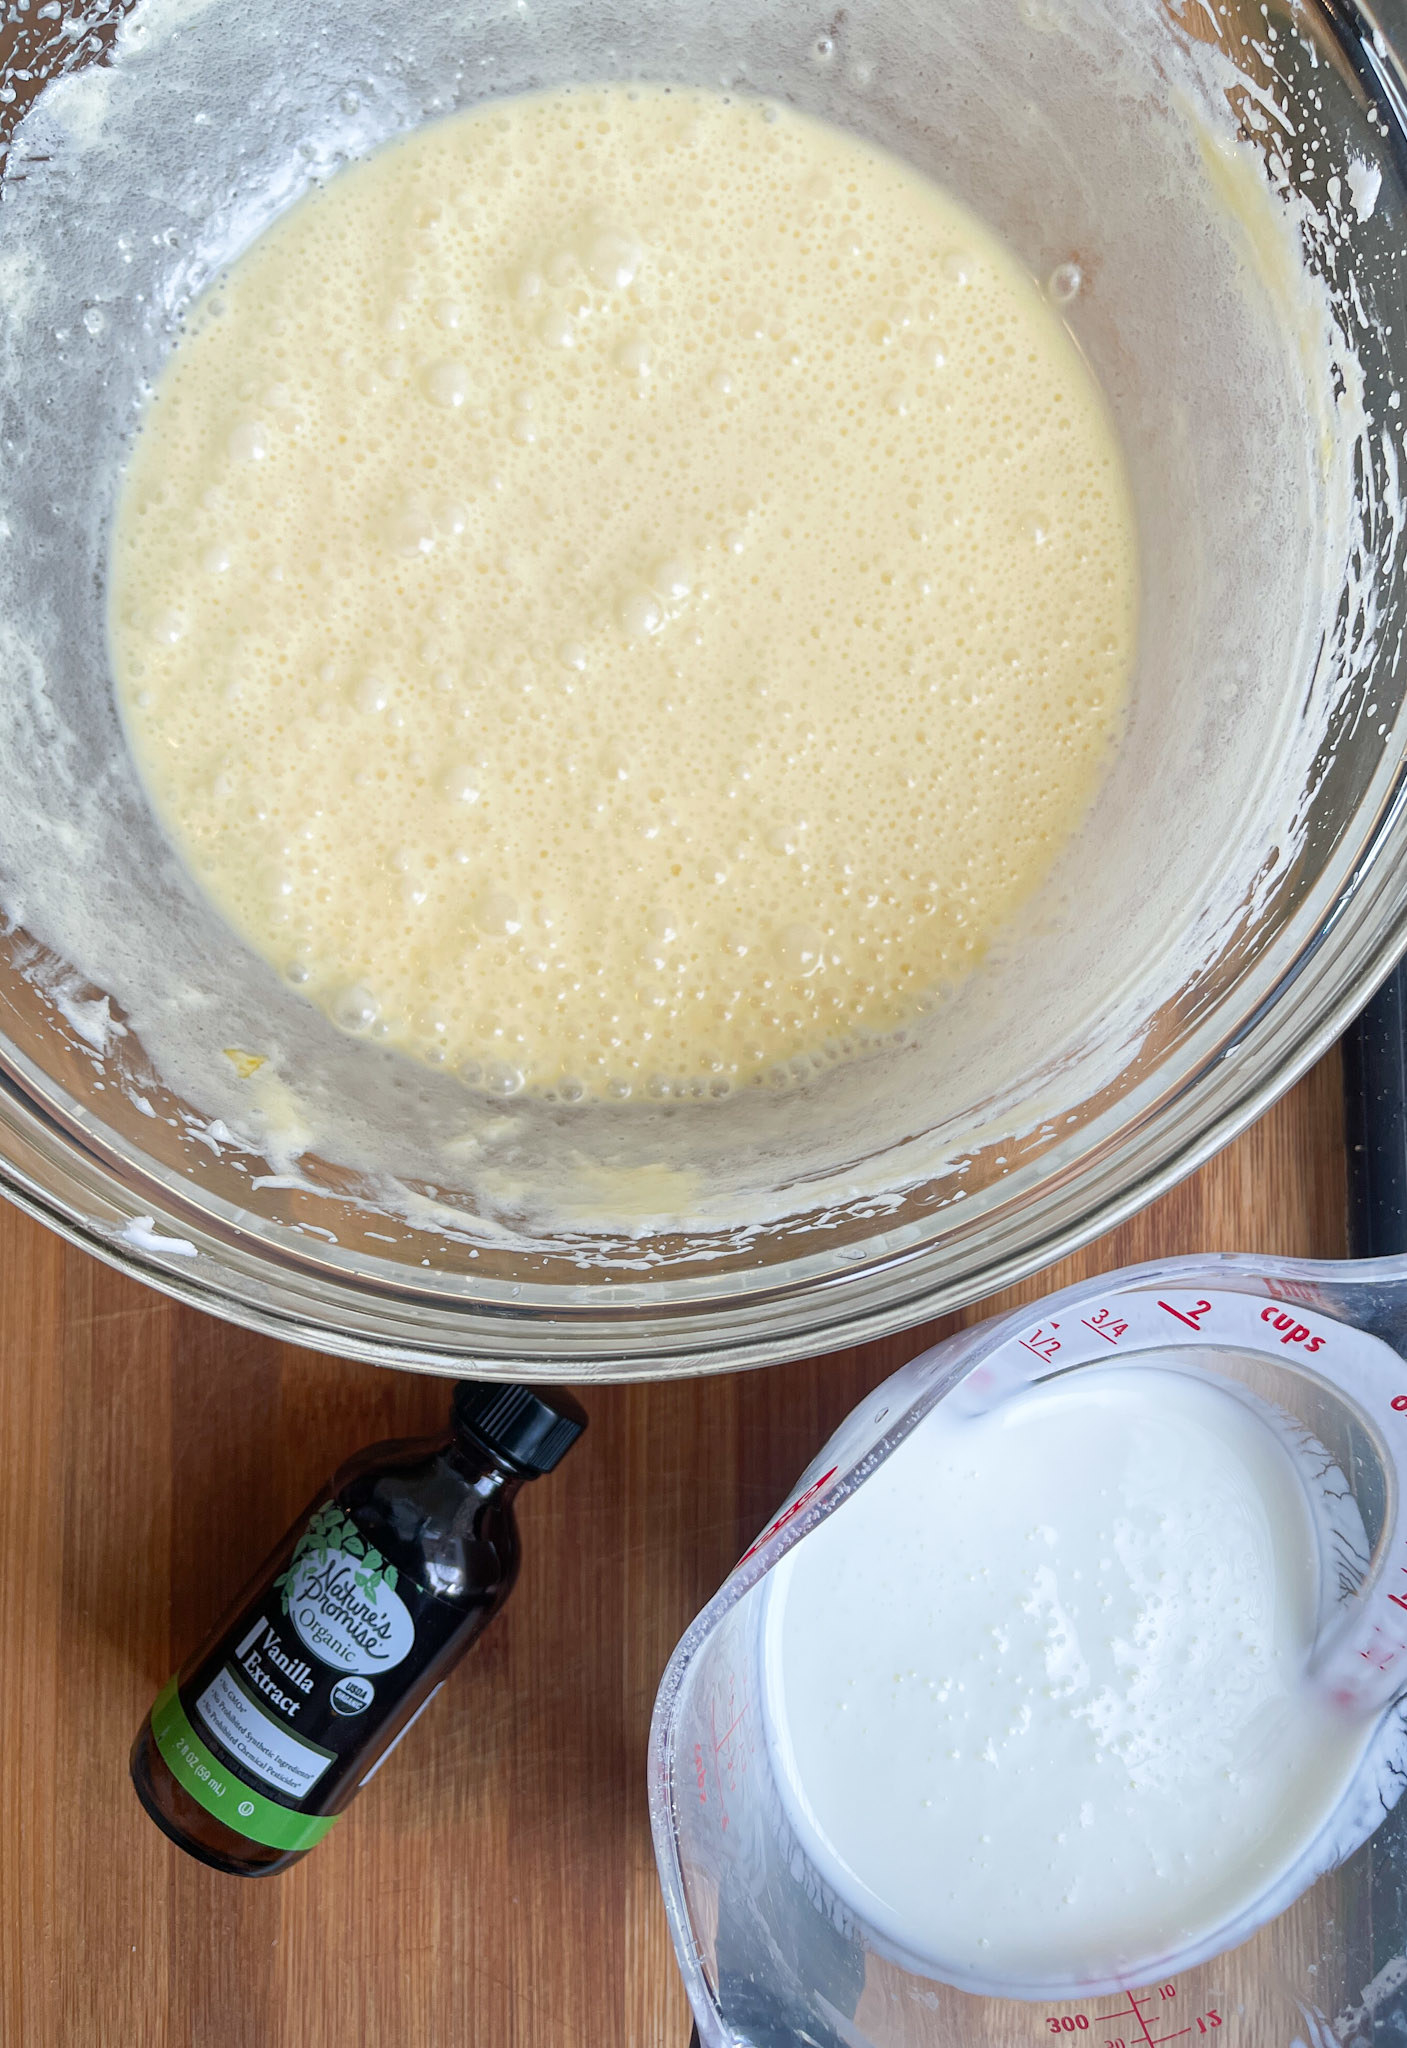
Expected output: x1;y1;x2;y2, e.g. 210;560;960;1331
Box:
109;84;1136;1103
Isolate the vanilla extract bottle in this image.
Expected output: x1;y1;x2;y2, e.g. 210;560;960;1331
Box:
130;1381;586;1875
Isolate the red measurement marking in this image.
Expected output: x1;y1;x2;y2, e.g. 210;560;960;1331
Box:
1043;1983;1222;2048
1060;1994;1151;2047
1020;1323;1061;1363
713;1702;749;1755
1357;1621;1402;1672
1080;1311;1127;1345
1129;1994;1156;2048
708;1697;730;1834
1158;1299;1212;1331
1265;1277;1325;1309
1258;1306;1325;1353
737;1465;840;1565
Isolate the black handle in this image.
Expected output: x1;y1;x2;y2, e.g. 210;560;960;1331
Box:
1340;963;1407;2037
1343;958;1407;1259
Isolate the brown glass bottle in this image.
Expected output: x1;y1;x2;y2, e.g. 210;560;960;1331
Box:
131;1381;585;1876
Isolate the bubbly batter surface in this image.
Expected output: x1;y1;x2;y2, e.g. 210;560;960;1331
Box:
110;85;1135;1100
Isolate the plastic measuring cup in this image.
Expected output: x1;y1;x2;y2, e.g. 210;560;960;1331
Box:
649;1251;1407;2048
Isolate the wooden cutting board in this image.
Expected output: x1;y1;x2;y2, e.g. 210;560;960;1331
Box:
0;1052;1348;2047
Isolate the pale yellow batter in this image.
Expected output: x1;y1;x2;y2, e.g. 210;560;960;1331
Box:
110;86;1135;1101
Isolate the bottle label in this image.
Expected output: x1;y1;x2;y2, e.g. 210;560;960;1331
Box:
275;1502;417;1677
150;1680;339;1852
152;1500;472;1849
194;1662;336;1800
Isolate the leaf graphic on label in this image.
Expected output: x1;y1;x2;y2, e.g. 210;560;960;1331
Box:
277;1498;406;1609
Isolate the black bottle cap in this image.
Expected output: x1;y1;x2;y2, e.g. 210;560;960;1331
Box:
451;1380;587;1476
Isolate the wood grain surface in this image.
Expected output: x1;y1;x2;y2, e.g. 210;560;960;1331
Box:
0;1052;1349;2048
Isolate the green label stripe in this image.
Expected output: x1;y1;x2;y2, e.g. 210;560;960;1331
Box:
150;1678;339;1853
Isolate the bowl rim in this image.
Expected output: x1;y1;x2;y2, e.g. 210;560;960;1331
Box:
2;0;1406;1379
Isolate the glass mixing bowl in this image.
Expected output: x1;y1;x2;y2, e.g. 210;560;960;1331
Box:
1;0;1406;1380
